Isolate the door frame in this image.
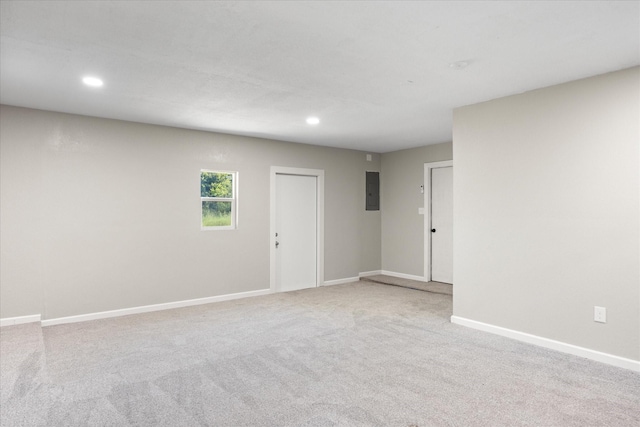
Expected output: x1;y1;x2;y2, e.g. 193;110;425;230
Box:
424;160;453;282
270;166;325;292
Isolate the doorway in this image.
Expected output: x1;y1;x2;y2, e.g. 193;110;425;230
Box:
424;161;453;283
270;167;324;292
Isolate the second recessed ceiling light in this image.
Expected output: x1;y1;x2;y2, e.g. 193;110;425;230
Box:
82;76;104;87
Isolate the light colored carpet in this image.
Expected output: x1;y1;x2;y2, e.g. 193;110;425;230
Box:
1;282;638;426
360;275;453;295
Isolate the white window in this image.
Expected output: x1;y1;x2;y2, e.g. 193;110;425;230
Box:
201;170;237;230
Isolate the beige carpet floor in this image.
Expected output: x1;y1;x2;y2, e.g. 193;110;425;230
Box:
360;275;452;295
1;282;638;426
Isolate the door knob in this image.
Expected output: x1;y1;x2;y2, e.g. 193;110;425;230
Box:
431;229;436;233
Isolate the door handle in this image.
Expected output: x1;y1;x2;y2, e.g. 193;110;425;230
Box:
431;229;436;233
275;241;280;248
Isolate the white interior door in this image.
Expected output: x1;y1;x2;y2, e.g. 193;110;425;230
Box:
431;166;453;284
275;174;317;292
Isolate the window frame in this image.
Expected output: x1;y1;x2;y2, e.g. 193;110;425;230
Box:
200;169;238;231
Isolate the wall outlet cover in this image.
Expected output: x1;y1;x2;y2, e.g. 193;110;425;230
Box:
594;306;606;323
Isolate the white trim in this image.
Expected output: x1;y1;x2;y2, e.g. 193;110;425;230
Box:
424;160;453;281
270;166;325;293
451;315;640;372
322;277;359;286
42;289;272;327
0;314;41;327
358;270;382;277
380;270;426;282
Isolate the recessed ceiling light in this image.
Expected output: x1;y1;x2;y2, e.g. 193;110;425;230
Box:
82;76;104;87
306;117;320;125
449;61;469;70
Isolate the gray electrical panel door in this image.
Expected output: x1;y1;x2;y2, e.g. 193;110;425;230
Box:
366;172;379;211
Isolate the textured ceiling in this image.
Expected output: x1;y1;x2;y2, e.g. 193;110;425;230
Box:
1;1;638;153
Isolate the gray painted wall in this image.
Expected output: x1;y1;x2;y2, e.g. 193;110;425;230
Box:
380;143;453;276
0;106;381;320
453;67;639;361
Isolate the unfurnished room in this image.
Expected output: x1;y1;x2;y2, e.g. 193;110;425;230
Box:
1;1;639;426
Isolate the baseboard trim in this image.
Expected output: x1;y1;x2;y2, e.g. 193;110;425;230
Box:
451;315;640;372
358;270;382;278
380;270;426;282
322;277;359;286
0;314;42;327
42;289;273;327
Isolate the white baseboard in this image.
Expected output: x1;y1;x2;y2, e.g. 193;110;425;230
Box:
322;277;359;286
0;314;42;327
358;270;382;277
42;289;272;327
451;315;640;372
380;270;426;282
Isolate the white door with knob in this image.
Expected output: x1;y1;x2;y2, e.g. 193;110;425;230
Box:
275;173;318;292
429;165;453;284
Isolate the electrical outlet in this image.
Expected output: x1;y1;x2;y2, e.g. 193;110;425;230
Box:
594;306;606;323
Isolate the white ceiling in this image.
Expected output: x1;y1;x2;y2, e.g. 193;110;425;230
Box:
1;1;638;153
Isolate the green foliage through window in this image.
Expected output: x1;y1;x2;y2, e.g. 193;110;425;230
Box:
201;172;233;198
201;171;236;229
